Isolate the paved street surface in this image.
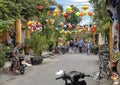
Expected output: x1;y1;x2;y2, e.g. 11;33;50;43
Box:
2;53;110;85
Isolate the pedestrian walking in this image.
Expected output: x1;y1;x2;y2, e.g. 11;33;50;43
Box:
78;39;83;53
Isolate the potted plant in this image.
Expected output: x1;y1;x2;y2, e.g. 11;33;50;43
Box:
26;33;48;65
92;46;99;54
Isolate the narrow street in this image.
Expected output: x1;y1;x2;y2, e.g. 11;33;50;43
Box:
3;53;110;85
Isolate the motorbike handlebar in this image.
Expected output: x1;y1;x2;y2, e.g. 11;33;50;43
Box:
56;77;62;80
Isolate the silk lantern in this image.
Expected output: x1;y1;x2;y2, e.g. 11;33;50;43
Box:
80;12;84;17
66;6;72;11
50;6;56;11
88;11;93;16
76;12;80;17
77;25;81;30
83;11;87;16
82;6;88;10
64;13;68;18
38;5;44;10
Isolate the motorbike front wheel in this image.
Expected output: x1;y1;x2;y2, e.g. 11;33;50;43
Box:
19;65;25;75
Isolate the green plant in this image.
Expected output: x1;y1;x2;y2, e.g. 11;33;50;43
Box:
92;46;99;54
27;33;48;57
0;43;6;68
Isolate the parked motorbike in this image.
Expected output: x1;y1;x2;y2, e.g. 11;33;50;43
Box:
6;52;27;75
111;58;120;85
55;70;98;85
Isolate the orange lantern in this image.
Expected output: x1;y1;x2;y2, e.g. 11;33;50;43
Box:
88;11;93;16
93;24;96;29
68;24;73;29
46;19;49;22
77;25;81;30
82;6;88;10
60;22;64;27
80;12;84;17
68;10;73;14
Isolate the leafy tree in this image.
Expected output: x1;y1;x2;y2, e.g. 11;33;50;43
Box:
89;0;110;35
66;5;82;25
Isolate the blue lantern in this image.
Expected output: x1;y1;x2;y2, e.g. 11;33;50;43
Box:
50;6;56;11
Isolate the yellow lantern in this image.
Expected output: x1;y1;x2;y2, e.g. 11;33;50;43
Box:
79;29;83;32
53;13;57;16
82;6;88;10
62;12;66;16
54;9;59;13
27;21;32;26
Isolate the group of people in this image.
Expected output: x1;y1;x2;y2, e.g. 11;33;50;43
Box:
62;39;93;54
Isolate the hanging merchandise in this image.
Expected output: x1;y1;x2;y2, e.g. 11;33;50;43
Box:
54;9;59;14
62;12;66;16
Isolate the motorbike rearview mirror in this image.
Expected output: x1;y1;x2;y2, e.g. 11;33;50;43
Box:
56;70;64;76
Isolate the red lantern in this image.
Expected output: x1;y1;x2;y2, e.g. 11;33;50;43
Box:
80;12;84;17
38;5;44;10
64;14;68;18
91;28;96;33
88;11;93;16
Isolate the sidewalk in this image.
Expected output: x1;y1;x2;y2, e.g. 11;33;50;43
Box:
0;51;55;85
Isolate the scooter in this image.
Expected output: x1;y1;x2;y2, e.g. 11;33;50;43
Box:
55;70;93;85
6;52;27;75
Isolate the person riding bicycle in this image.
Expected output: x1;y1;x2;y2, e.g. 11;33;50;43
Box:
11;42;21;75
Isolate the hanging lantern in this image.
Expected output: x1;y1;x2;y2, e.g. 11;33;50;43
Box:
27;21;32;26
54;9;59;13
68;24;73;29
62;12;66;16
38;5;44;10
46;19;49;22
56;28;59;30
77;25;81;30
68;10;73;14
47;11;53;16
84;25;88;30
64;13;68;18
88;11;93;16
93;24;96;29
50;6;56;11
80;12;84;17
91;28;96;33
82;6;88;10
50;19;55;24
66;6;72;11
79;29;83;32
76;12;80;17
60;22;64;27
83;11;87;16
53;13;57;16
